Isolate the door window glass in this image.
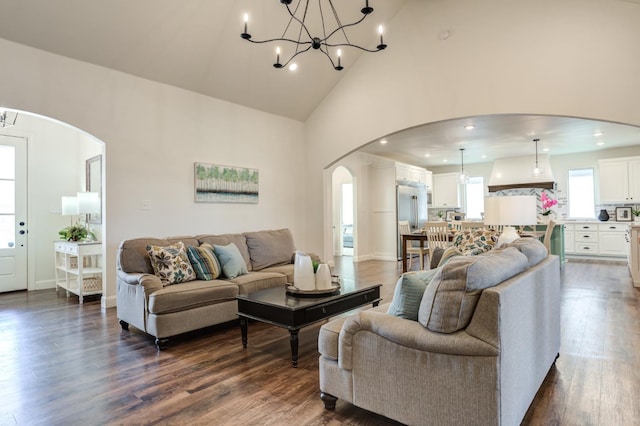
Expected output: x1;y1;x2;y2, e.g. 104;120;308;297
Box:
0;145;15;247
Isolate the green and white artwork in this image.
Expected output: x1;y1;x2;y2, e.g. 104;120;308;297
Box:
194;162;259;204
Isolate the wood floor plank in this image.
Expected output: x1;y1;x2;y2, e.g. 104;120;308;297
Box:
1;257;638;425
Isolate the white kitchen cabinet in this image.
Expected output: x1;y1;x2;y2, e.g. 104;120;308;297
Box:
396;162;431;189
564;221;628;259
54;241;102;304
598;223;629;257
598;157;640;203
432;173;460;208
564;224;575;254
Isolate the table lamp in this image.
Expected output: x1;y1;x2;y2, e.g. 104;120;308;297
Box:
484;195;537;247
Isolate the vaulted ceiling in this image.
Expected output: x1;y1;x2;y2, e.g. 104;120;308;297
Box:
1;0;639;165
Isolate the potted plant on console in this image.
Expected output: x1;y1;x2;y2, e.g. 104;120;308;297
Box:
540;193;557;224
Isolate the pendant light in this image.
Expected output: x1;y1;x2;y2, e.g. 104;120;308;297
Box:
531;138;545;177
458;148;469;184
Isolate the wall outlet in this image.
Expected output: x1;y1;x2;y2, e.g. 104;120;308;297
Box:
141;200;152;210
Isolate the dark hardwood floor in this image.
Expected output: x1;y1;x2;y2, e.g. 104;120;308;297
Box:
0;257;638;425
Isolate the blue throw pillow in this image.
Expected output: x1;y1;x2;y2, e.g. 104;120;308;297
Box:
213;243;248;279
387;268;440;321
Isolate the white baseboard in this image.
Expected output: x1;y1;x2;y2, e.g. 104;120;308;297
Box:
372;253;398;262
102;295;117;309
32;279;56;290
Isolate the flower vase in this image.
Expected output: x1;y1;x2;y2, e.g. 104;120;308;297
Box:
540;215;550;224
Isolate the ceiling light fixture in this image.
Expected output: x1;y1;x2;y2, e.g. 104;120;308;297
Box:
458;148;469;184
241;1;387;71
593;130;603;137
464;124;475;130
531;138;545;177
0;109;17;129
380;139;387;144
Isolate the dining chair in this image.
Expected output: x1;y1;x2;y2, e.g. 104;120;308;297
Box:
461;221;484;231
542;220;556;254
398;220;429;270
424;221;451;251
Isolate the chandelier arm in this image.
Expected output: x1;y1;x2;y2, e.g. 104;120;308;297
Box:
323;42;383;53
244;37;313;46
280;0;302;39
323;14;368;43
327;0;352;45
284;1;314;42
318;45;339;68
279;45;314;67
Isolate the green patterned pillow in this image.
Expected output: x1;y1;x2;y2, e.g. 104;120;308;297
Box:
146;241;196;285
452;229;497;256
186;243;222;281
387;268;441;321
214;243;248;279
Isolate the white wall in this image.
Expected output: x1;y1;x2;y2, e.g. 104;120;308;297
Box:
0;38;306;308
305;0;640;261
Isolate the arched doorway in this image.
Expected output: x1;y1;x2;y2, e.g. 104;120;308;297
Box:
0;109;105;302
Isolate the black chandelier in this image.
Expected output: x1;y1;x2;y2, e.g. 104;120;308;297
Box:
241;0;387;71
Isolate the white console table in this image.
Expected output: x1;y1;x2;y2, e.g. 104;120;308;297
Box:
54;241;102;304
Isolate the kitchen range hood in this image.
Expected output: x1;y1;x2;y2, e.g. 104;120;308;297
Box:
487;154;556;192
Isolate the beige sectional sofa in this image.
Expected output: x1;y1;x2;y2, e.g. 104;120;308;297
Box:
116;228;302;349
318;238;561;426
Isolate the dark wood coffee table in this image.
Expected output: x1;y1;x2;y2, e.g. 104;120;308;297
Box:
236;281;381;367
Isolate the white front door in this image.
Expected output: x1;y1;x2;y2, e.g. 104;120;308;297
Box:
0;135;27;292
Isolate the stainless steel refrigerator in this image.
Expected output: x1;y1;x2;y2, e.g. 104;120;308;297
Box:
396;183;429;258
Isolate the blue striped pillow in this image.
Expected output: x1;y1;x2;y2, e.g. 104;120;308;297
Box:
186;243;222;281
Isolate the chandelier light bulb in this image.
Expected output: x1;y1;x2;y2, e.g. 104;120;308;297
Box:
378;25;384;35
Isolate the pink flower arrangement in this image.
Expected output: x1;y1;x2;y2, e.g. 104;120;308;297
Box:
540;193;557;216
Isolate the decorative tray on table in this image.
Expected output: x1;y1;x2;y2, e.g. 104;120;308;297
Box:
286;276;341;297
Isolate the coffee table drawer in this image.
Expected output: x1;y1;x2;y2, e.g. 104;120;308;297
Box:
304;287;381;323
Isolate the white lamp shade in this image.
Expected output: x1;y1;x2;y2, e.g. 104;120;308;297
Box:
483;195;537;226
61;196;78;215
77;192;100;214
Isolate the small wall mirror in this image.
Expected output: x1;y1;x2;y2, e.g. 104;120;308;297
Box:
86;154;102;224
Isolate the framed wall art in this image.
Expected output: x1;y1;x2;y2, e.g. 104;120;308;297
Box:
615;206;632;222
194;162;259;204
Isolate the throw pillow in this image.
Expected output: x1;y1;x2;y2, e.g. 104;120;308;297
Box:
214;243;249;279
452;229;497;256
418;247;529;333
186;243;222;281
146;241;196;285
437;246;463;267
387;268;441;321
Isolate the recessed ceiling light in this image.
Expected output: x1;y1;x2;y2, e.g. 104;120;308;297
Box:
542;148;550;152
596;141;605;146
443;159;448;163
380;139;387;145
289;63;298;71
424;153;431;157
593;130;603;137
464;124;475;130
481;155;487;159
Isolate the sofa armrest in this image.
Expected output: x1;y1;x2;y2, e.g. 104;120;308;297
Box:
117;270;163;294
338;310;499;371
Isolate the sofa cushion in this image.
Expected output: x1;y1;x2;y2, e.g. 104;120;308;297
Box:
186;243;222;281
214;243;249;279
118;237;171;274
418;247;529;333
228;271;287;295
261;264;294;283
147;280;238;314
437;246;463;267
244;229;295;271
504;237;548;267
387;269;440;321
146;241;196;285
197;234;252;271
